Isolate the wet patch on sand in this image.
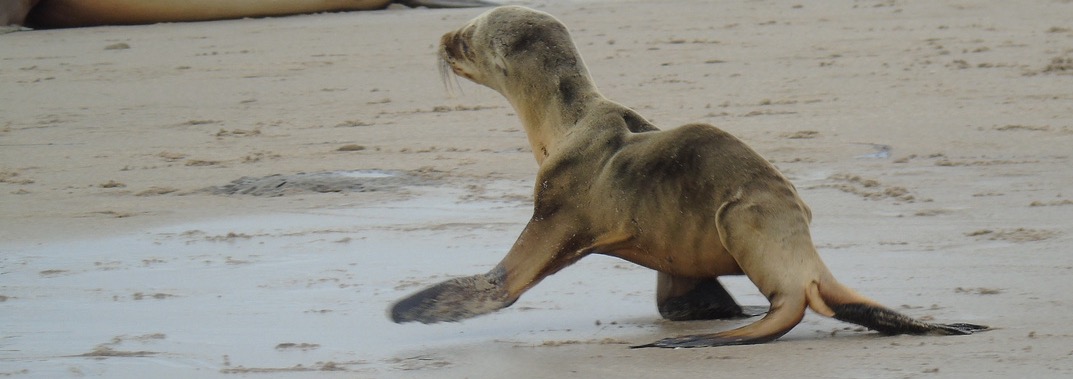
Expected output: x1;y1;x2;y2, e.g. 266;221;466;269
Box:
206;169;441;197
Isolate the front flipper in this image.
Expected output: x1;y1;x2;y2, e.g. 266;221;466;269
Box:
390;211;595;324
656;274;766;321
391;269;512;323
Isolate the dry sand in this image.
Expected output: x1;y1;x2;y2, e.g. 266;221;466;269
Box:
2;0;1073;377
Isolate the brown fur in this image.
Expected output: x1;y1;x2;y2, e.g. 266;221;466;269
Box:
390;6;986;348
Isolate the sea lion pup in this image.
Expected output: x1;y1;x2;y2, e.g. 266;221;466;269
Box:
390;6;987;348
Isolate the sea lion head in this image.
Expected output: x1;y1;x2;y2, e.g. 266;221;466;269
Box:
439;6;588;95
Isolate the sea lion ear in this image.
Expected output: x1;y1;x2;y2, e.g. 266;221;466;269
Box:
492;54;509;77
490;37;511;77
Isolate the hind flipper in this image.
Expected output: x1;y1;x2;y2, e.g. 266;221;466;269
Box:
634;292;805;348
656;274;766;321
830;303;989;336
631;333;755;348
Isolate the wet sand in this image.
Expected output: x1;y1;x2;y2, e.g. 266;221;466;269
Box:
2;0;1073;377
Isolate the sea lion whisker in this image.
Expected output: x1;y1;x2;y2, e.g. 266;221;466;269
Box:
438;54;464;96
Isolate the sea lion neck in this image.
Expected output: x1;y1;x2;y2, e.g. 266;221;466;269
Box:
502;70;602;165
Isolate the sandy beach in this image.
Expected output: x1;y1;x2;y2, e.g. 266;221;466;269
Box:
2;0;1072;377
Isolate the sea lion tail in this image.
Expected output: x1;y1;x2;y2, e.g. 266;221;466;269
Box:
810;277;989;336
